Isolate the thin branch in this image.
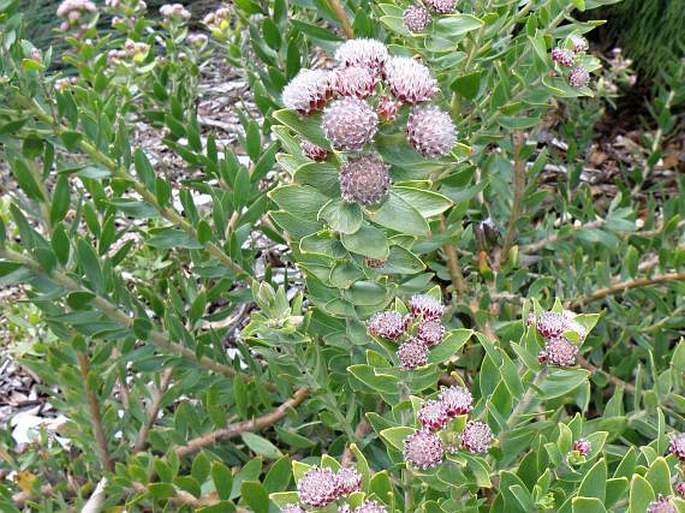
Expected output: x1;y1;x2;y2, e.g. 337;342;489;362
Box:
134;368;174;452
78;353;113;472
439;215;467;297
131;482;218;508
500;132;527;263
568;271;685;308
325;0;354;38
175;387;309;458
13;485;55;508
0;247;273;389
520;220;605;254
576;355;636;393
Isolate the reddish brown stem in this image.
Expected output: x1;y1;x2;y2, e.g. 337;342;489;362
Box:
78;353;113;472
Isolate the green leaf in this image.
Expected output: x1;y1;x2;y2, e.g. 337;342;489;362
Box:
211;462;233;501
578;458;607;501
629;475;655;513
191;452;210;483
539;369;590;400
645;457;672;496
241;432;283;460
241;481;269;513
319;199;363;234
434;14;484;38
451;70;482;100
231;458;262;500
291;20;343;41
262;18;281;50
11;159;44;201
348;364;400;394
134;148;155;190
147;483;176;498
60;130;82;151
340;224;389;259
269;491;300;508
76;239;103;293
428;329;473;364
366;193;429;236
379;426;415;451
392;187;453;218
263;456;292;493
272;109;331;149
147;228;202;249
50;175;70;227
572;497;607;513
381;246;425;274
270;185;330;221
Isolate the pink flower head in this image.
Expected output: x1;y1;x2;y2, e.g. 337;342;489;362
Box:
322;97;378;150
551;47;575;67
281;504;306;513
538;336;579;367
438;385;473;417
568;66;590;89
297;467;340;507
334;38;389;73
407;105;456;158
570;35;589;54
535;311;585;340
418;399;449;431
384;57;438;104
282;69;334;114
335;66;378;98
669;432;685;460
408;294;444;320
404;429;444;469
573;438;590;457
301;140;329;161
367;311;409;340
397;338;429;369
647;496;677;513
159;3;191;21
403;4;430;33
335;467;362;496
423;0;456;14
460;421;494;454
377;95;401;122
339;153;390;206
57;0;96;18
416;319;445;347
676;482;685;500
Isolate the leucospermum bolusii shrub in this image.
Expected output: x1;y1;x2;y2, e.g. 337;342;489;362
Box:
1;0;685;511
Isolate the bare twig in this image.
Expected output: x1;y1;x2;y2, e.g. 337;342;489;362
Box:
325;0;354;38
78;353;113;472
175;387;309;458
81;477;108;513
520;220;605;254
568;271;685;308
576;355;636;393
131;482;218;508
134;368;174;452
439;215;468;297
500;132;527;263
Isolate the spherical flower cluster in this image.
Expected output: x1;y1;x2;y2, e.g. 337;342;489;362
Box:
367;311;409;339
55;77;78;91
424;0;456;14
334;38;389;72
407;105;456;158
124;40;150;60
339;153;390;205
203;7;230;26
108;49;127;64
460;421;494;454
647;496;677;513
570;35;589;54
57;0;96;18
187;34;209;49
377;95;400;122
403;4;430;33
417;319;445;346
669;432;685;460
322;97;378;150
335;467;362;496
301;140;330;161
418;399;449;430
335;66;378;98
404;429;444;469
282;69;334;115
538;336;579;367
408;294;444;320
297;467;340;508
439;385;473;417
568;66;590;89
159;3;191;21
535;310;585;339
573;438;591;457
384;57;438;104
397;338;429;369
364;257;386;269
551;47;575;68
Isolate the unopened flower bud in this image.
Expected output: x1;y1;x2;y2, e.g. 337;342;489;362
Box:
403;4;430;33
573;438;590;456
669;433;685;460
301;140;329;161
